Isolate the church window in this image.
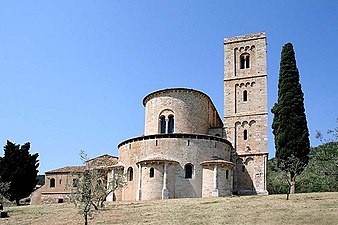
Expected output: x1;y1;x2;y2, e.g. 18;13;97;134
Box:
127;167;134;181
160;116;166;134
185;164;193;179
243;90;248;102
226;169;229;179
50;178;55;188
150;167;154;178
240;54;250;69
242;165;245;172
168;115;174;133
244;129;248;140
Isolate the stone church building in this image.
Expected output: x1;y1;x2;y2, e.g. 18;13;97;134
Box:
32;32;268;204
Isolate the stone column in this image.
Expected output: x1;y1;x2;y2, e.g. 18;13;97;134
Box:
136;164;142;201
212;164;219;197
162;162;169;199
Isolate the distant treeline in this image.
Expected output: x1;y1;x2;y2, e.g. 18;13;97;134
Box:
268;142;338;194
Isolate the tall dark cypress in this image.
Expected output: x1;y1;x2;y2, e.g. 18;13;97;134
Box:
272;43;310;193
0;141;39;205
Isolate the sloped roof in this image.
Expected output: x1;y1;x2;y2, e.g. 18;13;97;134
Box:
45;166;86;174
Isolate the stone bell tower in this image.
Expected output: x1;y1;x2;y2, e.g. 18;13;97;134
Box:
223;32;268;195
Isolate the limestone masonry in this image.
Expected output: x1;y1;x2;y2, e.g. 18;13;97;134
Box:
31;32;268;204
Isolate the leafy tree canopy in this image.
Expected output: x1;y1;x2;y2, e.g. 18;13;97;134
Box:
0;140;39;205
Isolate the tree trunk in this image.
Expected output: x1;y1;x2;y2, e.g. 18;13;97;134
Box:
15;198;20;206
290;175;296;194
84;213;88;225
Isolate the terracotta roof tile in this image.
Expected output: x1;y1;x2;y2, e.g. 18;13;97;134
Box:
45;166;86;174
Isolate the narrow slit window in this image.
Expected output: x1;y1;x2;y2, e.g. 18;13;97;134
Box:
244;129;248;140
246;55;250;68
240;55;245;69
242;165;245;172
150;167;154;178
243;90;248;102
160;116;166;134
168;115;174;133
226;170;229;179
128;167;133;181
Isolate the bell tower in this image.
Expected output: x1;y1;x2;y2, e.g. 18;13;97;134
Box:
223;32;268;194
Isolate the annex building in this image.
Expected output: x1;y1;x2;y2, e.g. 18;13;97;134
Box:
31;32;268;204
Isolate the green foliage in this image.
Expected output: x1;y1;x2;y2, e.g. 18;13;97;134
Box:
267;158;288;194
37;175;45;186
268;142;338;194
71;151;126;225
271;43;310;192
0;140;39;205
0;178;10;204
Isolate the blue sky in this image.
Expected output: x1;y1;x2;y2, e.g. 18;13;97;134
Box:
0;1;337;173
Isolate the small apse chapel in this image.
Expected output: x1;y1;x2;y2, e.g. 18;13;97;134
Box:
33;32;268;204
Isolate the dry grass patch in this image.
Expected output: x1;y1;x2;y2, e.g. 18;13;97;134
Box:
1;192;337;225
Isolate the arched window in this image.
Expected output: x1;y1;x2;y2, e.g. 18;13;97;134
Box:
50;178;55;188
243;90;248;102
240;54;250;69
185;164;193;179
226;169;229;179
160;116;166;134
150;167;154;178
127;167;133;181
244;129;248;140
242;165;245;172
168;115;174;133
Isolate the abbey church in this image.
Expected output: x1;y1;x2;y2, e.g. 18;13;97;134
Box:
31;32;268;204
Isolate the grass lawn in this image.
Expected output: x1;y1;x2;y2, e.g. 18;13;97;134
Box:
1;192;337;225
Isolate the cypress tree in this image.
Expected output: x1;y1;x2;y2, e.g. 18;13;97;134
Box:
0;141;39;205
271;43;310;194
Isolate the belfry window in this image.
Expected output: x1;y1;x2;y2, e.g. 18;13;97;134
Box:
244;129;248;140
50;178;55;188
185;164;193;179
240;54;250;69
160;116;166;134
243;90;248;102
168;115;174;133
127;167;133;181
150;167;154;178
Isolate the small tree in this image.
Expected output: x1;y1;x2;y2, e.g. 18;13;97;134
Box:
271;43;310;196
314;119;338;181
71;151;125;225
0;178;10;210
0;141;39;205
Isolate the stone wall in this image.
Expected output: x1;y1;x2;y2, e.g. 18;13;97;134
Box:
223;32;268;195
118;135;232;201
143;89;223;136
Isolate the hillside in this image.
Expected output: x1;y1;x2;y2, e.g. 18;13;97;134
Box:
2;192;338;225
